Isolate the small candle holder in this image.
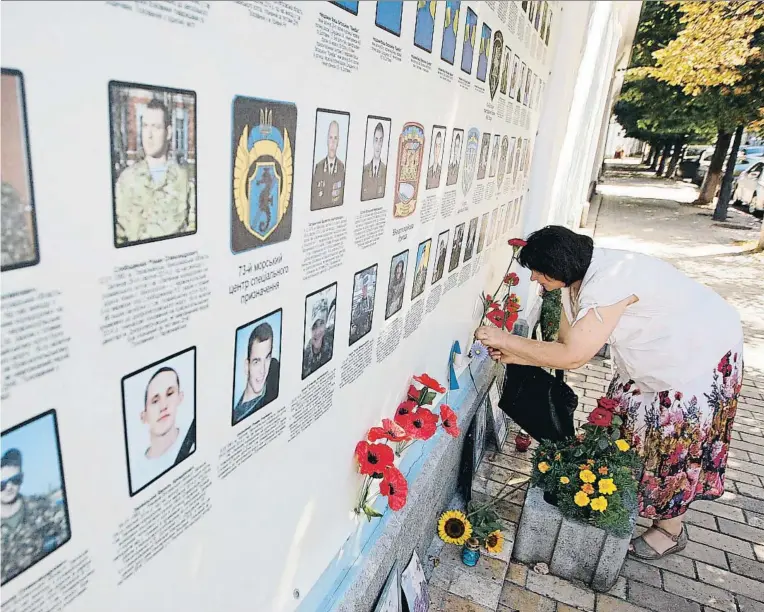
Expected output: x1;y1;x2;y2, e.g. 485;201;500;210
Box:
515;430;531;452
462;537;481;567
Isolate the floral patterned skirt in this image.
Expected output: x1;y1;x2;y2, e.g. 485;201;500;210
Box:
606;341;744;520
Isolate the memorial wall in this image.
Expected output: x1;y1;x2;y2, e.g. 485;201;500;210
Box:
0;1;555;610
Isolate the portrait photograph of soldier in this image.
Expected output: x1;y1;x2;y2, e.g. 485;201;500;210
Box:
425;126;446;190
463;216;478;263
497;136;509;187
232;310;282;426
500;46;511;95
311;109;350;211
231;96;296;254
509;54;521;101
517;63;527;103
303;283;337;379
411;239;431;300
1;410;71;585
476;212;489;254
109;81;196;248
1;69;39;272
445;129;463;187
477;132;491;180
448;222;465;273
121;347;196;496
431;230;449;285
350;265;378;345
385;250;409;319
488;134;501;178
361;116;391;202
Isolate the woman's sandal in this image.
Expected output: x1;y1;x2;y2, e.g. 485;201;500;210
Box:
628;524;687;560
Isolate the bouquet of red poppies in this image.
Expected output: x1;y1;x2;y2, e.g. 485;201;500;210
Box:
353;374;459;520
530;396;641;536
472;239;527;355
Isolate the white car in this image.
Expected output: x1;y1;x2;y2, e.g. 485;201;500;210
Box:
733;159;764;218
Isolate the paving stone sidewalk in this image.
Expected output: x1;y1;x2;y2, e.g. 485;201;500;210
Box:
425;168;764;612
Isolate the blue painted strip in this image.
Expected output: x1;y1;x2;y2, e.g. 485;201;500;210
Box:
298;361;489;612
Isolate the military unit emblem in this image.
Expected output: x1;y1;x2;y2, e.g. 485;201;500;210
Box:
393;122;425;218
232;97;295;253
489;30;503;100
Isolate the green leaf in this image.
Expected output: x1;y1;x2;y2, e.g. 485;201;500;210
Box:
611;415;623;427
611;429;622;441
363;505;383;519
598;437;610;450
423;390;437;405
574;446;585;457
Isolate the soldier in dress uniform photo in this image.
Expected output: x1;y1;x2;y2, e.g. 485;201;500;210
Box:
232;311;282;426
361;117;391;202
311;109;350;210
385;251;409;319
110;81;196;248
464;216;478;262
446;129;463;187
303;284;337;379
1;411;71;585
426;126;446;190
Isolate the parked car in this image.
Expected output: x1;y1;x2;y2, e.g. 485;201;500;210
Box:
694;149;761;186
677;146;708;181
733;160;764;218
693;148;716;185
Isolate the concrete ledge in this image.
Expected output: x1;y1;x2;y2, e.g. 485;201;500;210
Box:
334;360;499;612
514;486;631;592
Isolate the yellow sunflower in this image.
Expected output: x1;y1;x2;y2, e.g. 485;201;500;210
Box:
615;439;630;452
438;510;473;545
485;530;504;554
591;496;608;512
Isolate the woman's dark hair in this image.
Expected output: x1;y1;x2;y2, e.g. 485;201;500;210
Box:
517;225;594;285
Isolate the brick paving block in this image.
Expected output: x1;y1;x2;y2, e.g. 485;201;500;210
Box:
683;509;718;530
678;539;729;569
738;595;764;612
606;576;627;600
596;594;651;612
744;510;764;529
441;592;496;612
725;467;764;487
639;552;696;578
727;457;764;478
749;452;764;466
690;499;745;523
736;482;764;501
508;562;528;586
716;517;764;545
726;552;764;582
525;572;596;611
740;431;764;446
429;585;448;611
626;580;701;612
500;580;556;612
686;524;755;559
619;559;662;587
477;461;515;484
696;562;764;603
754;543;764;563
729;448;751;461
557;604;581;612
449;570;504;610
731;439;764;456
662;571;736;612
485;452;534;476
718;491;764;515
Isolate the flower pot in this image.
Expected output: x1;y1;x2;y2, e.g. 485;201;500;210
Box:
513;486;636;592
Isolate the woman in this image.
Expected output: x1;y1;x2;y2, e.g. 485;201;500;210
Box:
476;226;743;560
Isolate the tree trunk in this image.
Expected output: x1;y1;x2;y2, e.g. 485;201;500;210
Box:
695;131;732;205
665;137;686;179
656;143;671;176
714;125;744;221
649;141;660;170
758;219;764;251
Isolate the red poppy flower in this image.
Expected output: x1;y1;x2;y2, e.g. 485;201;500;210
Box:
394;400;417;426
400;407;439;440
440;405;460;437
379;465;408;511
587;407;613;427
504;272;520;286
355;441;394;476
413;374;446;394
597;398;620;412
508;238;527;248
368;419;409;443
407;385;421;402
505;311;519;330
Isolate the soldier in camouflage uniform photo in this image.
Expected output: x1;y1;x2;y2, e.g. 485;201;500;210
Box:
1;438;70;585
110;83;196;247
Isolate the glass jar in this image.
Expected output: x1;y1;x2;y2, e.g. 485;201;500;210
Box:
462;537;481;567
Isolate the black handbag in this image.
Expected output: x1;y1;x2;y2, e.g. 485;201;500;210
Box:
498;364;578;442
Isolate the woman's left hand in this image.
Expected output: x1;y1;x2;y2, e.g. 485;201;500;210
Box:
475;326;510;350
